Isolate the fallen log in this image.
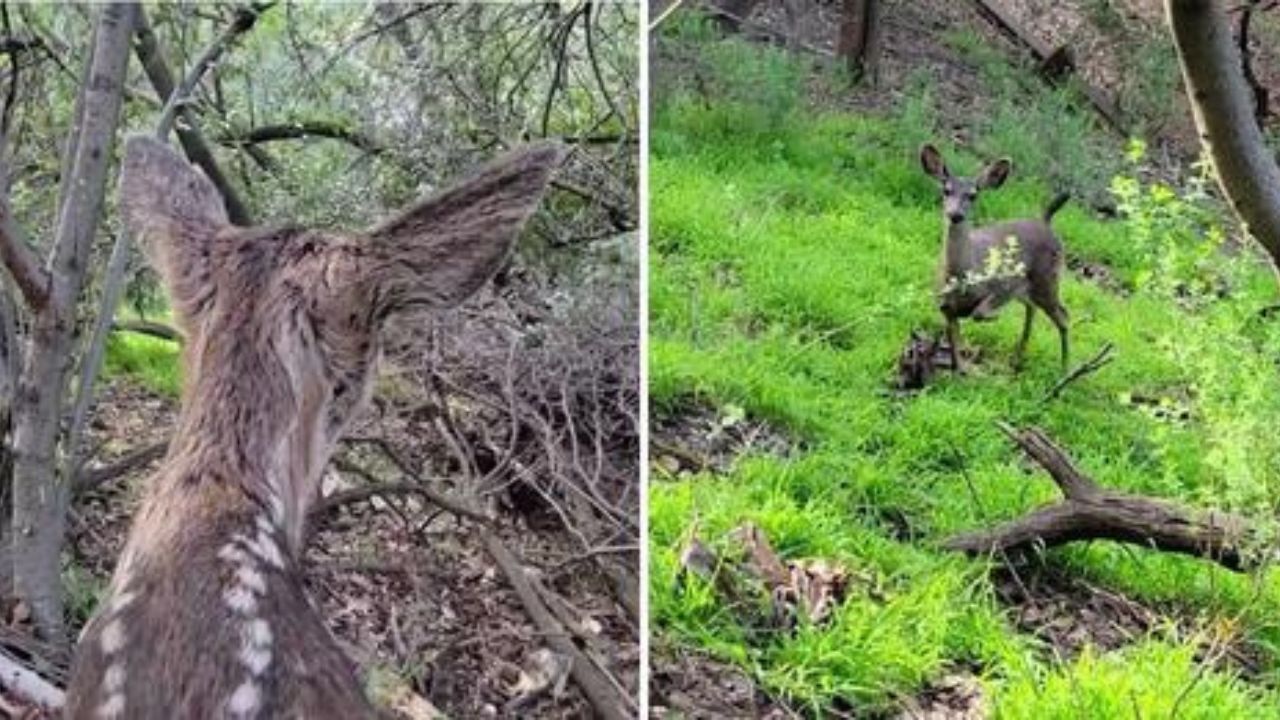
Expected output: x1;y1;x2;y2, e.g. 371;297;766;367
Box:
965;0;1126;134
944;423;1258;572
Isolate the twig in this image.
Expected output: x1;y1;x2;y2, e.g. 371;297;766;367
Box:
1042;341;1114;402
482;531;632;720
0;647;64;710
155;2;276;139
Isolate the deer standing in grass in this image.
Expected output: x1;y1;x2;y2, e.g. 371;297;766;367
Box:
919;143;1070;373
64;136;564;719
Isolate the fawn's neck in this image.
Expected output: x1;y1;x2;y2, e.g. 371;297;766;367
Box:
163;335;334;553
943;219;973;278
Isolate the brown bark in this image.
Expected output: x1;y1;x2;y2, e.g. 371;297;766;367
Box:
9;3;134;641
1167;0;1280;270
838;0;882;82
944;424;1256;572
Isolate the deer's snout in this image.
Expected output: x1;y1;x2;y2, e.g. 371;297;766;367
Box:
943;196;969;224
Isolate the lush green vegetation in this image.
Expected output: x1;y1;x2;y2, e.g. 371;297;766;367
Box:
103;330;181;398
650;24;1280;717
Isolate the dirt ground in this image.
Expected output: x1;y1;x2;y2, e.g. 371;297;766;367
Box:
1;376;637;718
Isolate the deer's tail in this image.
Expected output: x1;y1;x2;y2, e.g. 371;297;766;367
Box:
1043;192;1071;223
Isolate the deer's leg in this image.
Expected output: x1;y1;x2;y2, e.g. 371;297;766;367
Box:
1013;302;1034;371
946;316;965;374
1045;302;1070;371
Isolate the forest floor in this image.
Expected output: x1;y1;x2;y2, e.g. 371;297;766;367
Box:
1;331;637;719
649;3;1280;717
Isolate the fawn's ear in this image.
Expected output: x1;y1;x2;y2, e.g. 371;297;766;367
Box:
920;144;949;181
355;142;565;316
119;135;229;325
977;158;1012;190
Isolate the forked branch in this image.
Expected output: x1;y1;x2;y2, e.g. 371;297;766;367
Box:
944;423;1258;572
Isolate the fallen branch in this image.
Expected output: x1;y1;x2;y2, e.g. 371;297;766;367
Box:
0;647;64;711
1042;341;1114;402
965;0;1125;134
74;440;169;493
943;423;1257;571
111;318;183;343
482;531;633;720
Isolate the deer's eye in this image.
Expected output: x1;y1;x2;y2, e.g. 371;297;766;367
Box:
966;191;977;200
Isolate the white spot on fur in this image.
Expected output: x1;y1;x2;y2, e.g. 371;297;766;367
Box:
236;564;267;595
246;618;273;647
219;543;250;564
268;494;285;525
100;619;126;655
252;531;285;569
223;585;258;615
97;692;125;719
227;680;261;718
255;514;274;534
104;663;126;692
233;531;285;570
239;643;272;676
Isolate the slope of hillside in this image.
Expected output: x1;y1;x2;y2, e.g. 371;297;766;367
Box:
649;27;1280;718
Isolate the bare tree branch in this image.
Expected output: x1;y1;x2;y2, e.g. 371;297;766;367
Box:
155;2;276;140
132;6;252;225
0;191;49;308
219;120;383;154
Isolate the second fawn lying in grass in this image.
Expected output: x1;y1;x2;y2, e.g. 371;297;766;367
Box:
919;143;1071;373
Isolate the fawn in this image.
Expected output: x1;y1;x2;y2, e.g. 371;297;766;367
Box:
64;136;564;719
919;143;1070;373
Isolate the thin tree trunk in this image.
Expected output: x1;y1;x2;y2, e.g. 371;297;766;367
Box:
0;280;17;600
10;3;134;641
838;0;882;83
1167;0;1280;271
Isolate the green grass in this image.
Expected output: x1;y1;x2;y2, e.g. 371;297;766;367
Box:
104;328;181;398
649;39;1280;716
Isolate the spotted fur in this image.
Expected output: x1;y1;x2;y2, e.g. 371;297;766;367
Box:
63;136;564;719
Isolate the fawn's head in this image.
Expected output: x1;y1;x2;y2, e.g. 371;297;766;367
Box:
119;136;563;542
920;144;1011;225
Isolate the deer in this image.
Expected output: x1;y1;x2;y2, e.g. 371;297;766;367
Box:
919;143;1071;374
63;135;565;719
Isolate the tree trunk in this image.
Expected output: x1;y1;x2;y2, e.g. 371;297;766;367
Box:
10;3;134;641
0;280;17;599
838;0;882;83
1166;0;1280;271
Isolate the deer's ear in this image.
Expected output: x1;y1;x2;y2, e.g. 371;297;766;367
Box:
119;135;229;324
358;142;565;315
920;144;949;181
977;158;1012;190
